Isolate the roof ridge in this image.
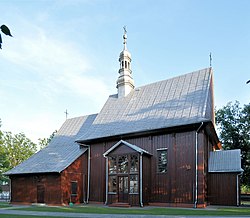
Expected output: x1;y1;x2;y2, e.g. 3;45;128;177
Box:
136;67;212;90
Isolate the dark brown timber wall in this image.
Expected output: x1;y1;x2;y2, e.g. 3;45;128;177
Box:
10;173;61;204
10;152;88;205
208;173;239;206
88;126;214;206
61;152;88;204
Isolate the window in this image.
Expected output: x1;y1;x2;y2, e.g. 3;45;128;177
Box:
108;176;117;193
109;156;117;174
71;181;77;195
107;153;139;195
129;175;138;193
157;149;168;173
118;155;128;173
130;154;138;173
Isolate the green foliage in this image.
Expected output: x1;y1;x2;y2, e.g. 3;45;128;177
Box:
216;101;250;186
3;132;37;169
241;185;250;194
38;130;57;150
0;119;37;185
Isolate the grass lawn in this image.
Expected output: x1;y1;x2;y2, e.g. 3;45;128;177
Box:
0;215;65;218
10;204;250;216
0;202;11;208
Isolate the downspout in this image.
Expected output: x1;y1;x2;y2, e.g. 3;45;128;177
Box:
194;122;203;208
9;177;11;203
87;145;90;204
78;143;91;204
104;156;108;205
236;173;243;206
140;153;143;207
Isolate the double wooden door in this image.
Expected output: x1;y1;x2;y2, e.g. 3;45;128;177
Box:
118;176;128;203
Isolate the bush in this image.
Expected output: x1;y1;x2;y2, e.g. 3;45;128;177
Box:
241;185;250;194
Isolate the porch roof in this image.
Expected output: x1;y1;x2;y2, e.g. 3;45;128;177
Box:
103;140;152;157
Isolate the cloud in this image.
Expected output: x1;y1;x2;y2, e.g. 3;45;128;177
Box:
2;25;111;102
0;19;114;142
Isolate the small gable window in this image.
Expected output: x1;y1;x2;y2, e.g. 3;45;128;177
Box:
157;148;168;173
71;181;77;196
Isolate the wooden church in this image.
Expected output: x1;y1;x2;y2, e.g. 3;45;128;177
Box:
5;30;243;207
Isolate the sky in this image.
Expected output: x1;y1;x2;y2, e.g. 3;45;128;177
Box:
0;0;249;144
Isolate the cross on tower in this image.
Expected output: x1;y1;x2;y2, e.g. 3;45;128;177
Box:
64;109;69;120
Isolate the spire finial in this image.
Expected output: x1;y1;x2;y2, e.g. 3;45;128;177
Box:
209;52;212;67
123;26;127;50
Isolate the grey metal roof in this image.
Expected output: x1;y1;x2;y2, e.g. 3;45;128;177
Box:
77;68;213;143
208;149;243;173
5;114;97;175
103;140;152;157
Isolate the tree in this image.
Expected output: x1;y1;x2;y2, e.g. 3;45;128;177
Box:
38;130;57;149
0;121;37;186
3;132;37;169
216;101;250;186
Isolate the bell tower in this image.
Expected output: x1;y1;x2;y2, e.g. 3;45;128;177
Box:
116;27;134;98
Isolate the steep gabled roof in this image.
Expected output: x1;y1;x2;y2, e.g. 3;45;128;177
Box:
208;149;243;173
5;114;97;175
77;68;214;143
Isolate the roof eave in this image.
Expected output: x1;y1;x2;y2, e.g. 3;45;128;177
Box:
209;169;244;173
77;121;211;145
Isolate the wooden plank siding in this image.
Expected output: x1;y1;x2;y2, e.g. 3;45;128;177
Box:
61;152;88;204
10;173;61;204
142;155;151;205
88;126;215;207
208;173;239;206
10;152;88;205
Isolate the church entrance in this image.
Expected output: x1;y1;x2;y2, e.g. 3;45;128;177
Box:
118;176;128;203
103;140;151;206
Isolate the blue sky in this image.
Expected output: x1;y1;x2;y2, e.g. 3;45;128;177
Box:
0;0;249;143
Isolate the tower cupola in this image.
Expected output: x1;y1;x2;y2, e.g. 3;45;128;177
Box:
116;27;134;98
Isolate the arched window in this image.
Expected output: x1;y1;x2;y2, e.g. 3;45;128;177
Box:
122;61;124;68
128;62;130;69
125;61;127;68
